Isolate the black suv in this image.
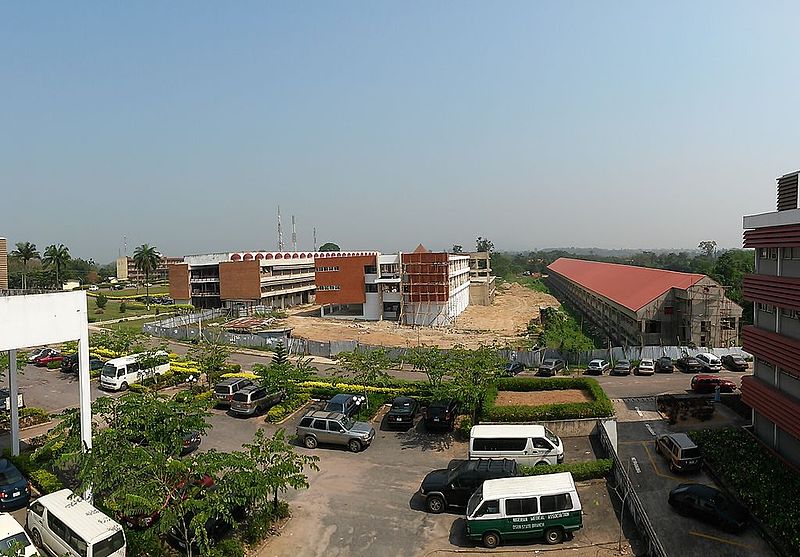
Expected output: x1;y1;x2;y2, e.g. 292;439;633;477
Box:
677;356;703;373
385;396;418;429
419;458;519;513
655;356;674;373
721;354;748;372
60;353;104;374
424;400;459;431
668;483;749;532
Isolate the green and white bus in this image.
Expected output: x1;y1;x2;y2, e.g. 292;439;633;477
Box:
465;472;582;549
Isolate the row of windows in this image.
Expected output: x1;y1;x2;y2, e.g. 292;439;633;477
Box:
757;303;800;319
758;247;800;260
317;285;341;291
316;266;340;272
472;437;554;452
474;493;573;517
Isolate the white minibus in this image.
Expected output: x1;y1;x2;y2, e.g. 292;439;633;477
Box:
26;489;126;557
470;424;564;466
99;351;170;391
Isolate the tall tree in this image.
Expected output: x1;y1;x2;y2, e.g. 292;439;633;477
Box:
698;240;717;258
404;345;452;395
42;244;70;289
318;242;340;252
451;244;463;254
11;241;39;289
253;342;314;402
188;340;232;388
476;237;494;253
447;345;504;422
133;244;161;308
335;347;394;410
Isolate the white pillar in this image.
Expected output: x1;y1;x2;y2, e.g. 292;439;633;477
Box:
77;331;92;454
9;349;19;457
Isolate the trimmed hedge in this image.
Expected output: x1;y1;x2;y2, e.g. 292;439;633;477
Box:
483;377;613;422
689;428;800;555
266;393;311;423
520;459;612;481
2;451;63;494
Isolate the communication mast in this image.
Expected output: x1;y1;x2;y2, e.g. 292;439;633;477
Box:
291;215;297;251
277;206;284;251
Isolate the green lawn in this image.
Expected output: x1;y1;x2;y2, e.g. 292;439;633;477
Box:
88;299;179;322
94;285;170;298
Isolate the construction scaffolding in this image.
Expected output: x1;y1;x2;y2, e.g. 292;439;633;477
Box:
399;251;451;327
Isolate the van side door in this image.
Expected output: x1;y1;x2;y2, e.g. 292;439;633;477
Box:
531;437;556;463
45;513;74;557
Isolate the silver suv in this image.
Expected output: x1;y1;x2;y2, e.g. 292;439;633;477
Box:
296;410;375;453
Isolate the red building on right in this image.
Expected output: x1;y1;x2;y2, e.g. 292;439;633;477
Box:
742;169;800;468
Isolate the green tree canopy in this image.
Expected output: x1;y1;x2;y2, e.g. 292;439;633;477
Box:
42;243;70;288
133;244;161;308
318;242;340;252
10;241;39;289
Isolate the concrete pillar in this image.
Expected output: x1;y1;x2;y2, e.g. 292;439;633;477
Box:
78;331;92;454
8;350;19;457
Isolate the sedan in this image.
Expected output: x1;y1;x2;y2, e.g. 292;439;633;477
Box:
26;348;50;363
668;483;748;533
696;353;723;372
503;362;525;376
585;359;610;375
32;351;63;367
0;460;31;510
721;354;749;372
611;359;633;375
538;359;565;377
655;356;674;373
676;356;703;373
691;375;737;394
386;396;419;429
636;359;655;376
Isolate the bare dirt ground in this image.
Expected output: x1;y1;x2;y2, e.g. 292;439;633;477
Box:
284;282;560;348
496;389;592;406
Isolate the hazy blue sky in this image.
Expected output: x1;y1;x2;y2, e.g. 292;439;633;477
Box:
3;2;799;262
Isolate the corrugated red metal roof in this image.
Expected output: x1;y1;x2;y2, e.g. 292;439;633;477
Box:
547;258;705;312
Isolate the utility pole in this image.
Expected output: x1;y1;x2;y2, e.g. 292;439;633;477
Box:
291;215;297;251
313;227;317;252
277;206;284;252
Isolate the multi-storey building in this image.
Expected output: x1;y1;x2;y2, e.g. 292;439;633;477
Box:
315;245;471;326
546;258;742;347
116;256;184;283
0;237;7;290
742;169;800;468
468;251;496;305
169;251;321;310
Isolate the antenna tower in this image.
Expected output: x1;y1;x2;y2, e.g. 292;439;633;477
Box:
277;206;284;251
291;215;297;251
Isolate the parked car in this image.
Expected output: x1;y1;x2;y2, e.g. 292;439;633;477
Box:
423;399;459;431
695;353;723;372
691;375;737;394
323;393;363;418
611;359;633;375
585;359;610;375
32;350;63;367
538;359;565;376
213;377;254;407
111;284;125;290
420;458;519;513
88;285;99;291
296;410;375;453
676;356;703;373
181;431;202;455
636;359;655;376
60;353;104;374
0;512;37;556
0;390;24;412
385;396;419;429
655;433;702;473
26;348;50;363
0;459;31;510
655;356;674;373
503;361;525;376
229;385;284;417
721;354;749;372
668;483;749;532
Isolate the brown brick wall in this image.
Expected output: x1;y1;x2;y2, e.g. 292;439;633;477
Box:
401;252;448;302
314;255;375;305
219;260;261;301
168;263;190;301
0;238;7;290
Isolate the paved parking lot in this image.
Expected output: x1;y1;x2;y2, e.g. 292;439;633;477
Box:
615;409;776;557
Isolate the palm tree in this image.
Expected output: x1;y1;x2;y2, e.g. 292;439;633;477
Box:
11;242;39;290
133;244;161;308
42;244;70;289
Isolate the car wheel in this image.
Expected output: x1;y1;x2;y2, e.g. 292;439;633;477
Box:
426;495;445;514
544;527;564;545
535;460;549;466
31;529;42;548
655;442;661;455
304;435;318;449
348;439;363;453
482;531;500;549
120;382;128;391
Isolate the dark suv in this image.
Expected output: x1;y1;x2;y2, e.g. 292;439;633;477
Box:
420;458;519;513
60;353;104;374
229;385;284;417
385;396;418;429
655;433;702;473
424;400;459;431
677;356;703;373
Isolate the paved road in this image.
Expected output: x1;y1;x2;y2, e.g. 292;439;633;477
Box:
591;369;750;399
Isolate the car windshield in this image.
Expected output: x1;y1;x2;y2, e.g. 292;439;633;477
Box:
543;360;556;366
589;360;601;367
341;416;356;430
232;392;249;402
466;486;483;517
101;364;118;377
0;532;30;550
544;427;559;446
93;530;126;557
0;467;23;484
618;360;629;365
213;386;230;394
392;399;412;410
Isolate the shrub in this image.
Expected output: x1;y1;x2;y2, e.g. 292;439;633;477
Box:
2;451;63;494
220;372;259;381
689;428;800;554
455;415;473;440
483;377;613;422
208;538;245;557
241;503;289;545
46;360;61;370
125;528;168;557
119;301;126;313
520;459;612;481
266;393;311;423
127;383;149;393
95;294;108;309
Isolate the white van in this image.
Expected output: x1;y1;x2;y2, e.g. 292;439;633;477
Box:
466;472;583;548
26;489;126;557
0;512;38;556
470;424;564;466
99;351;170;391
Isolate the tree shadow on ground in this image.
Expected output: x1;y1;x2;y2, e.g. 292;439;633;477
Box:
397;419;458;453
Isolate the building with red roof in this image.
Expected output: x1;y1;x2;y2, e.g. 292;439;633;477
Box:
546;258;742;347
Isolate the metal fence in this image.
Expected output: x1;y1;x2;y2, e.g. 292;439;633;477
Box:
599;420;668;557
